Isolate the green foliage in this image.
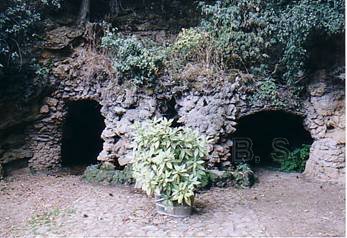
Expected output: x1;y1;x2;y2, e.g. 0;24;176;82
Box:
101;30;165;85
200;164;255;189
132;118;208;206
40;0;62;8
168;28;215;68
34;60;53;79
82;164;135;185
171;29;204;58
197;0;344;83
29;208;62;227
231;164;256;188
98;0;343;86
273;144;311;172
251;78;285;107
273;0;345;83
0;0;62;75
0;1;40;70
202;169;233;188
199;0;272;72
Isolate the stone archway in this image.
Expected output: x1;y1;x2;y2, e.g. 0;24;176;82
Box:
231;110;313;169
61;100;105;168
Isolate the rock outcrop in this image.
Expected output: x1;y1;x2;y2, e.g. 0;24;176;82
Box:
304;70;345;183
0;27;344;183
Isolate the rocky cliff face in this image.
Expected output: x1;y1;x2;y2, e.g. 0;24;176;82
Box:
0;25;344;183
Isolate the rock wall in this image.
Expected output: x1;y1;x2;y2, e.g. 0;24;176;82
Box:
0;28;344;183
176;80;241;167
304;70;345;183
26;48;244;171
0;68;54;175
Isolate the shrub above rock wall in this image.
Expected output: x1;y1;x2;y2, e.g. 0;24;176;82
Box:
0;0;344;184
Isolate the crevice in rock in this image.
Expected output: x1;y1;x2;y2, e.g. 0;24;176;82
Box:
61;100;105;170
230;110;313;169
160;97;182;127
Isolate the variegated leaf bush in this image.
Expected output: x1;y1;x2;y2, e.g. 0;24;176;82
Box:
132;118;208;206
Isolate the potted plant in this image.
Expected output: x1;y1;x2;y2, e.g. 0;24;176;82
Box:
132;118;208;217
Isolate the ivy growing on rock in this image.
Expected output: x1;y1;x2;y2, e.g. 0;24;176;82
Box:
198;0;344;84
272;0;344;83
199;0;272;73
0;0;62;78
96;0;344;87
101;30;165;85
2;0;342;89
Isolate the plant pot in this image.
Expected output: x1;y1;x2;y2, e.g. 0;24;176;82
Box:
155;195;193;217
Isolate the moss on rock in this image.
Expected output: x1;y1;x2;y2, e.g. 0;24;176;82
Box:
200;164;256;189
82;164;134;185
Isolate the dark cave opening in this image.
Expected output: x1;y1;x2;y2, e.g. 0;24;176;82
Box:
230;111;313;169
160;97;182;127
61;100;105;168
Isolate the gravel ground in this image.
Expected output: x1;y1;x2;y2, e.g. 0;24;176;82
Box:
0;169;345;237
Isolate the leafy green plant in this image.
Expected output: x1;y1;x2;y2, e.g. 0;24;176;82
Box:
197;0;344;84
34;60;54;79
202;164;255;188
250;78;285;107
0;0;62;73
168;28;217;68
40;0;62;8
231;164;256;188
132;118;208;206
0;1;40;72
82;164;135;185
273;144;311;172
98;0;343;86
199;0;272;73
170;28;204;58
272;0;344;83
29;208;62;228
101;30;165;85
29;207;75;228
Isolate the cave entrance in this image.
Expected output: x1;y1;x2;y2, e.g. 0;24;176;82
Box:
61;100;105;170
231;111;313;169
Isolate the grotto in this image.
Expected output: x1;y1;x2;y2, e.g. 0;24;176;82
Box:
230;111;314;168
0;0;344;184
0;56;343;181
0;0;345;236
61;100;105;168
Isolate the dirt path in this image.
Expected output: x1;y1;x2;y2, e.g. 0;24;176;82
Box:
0;169;345;237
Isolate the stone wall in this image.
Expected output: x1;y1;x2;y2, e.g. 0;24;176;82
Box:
176;80;241;167
0;28;344;183
304;70;345;183
26;48;244;171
